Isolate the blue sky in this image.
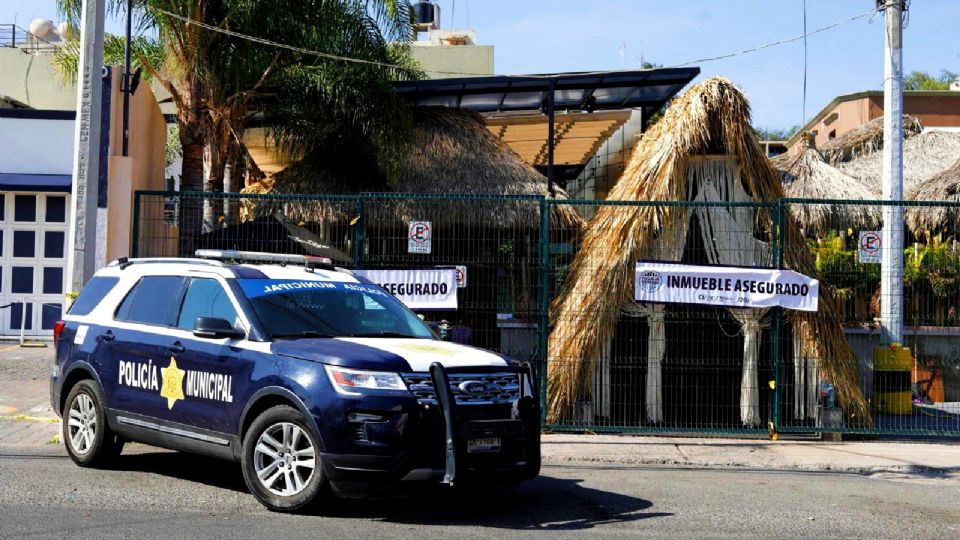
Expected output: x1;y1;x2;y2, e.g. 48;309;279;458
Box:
4;0;958;129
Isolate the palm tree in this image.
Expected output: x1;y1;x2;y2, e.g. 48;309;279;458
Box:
55;0;418;253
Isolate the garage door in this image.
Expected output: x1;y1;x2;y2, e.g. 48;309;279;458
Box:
0;192;68;338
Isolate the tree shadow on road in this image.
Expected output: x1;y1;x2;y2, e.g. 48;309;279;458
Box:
320;475;672;530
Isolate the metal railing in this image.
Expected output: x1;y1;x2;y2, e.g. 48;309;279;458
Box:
130;191;960;437
0;24;61;54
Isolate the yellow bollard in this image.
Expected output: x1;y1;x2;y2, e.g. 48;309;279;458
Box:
873;344;913;415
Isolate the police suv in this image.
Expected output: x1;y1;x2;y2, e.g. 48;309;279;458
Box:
51;251;540;511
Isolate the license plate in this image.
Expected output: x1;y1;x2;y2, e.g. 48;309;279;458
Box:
467;437;501;453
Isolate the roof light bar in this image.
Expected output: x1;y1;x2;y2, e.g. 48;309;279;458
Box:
195;250;333;266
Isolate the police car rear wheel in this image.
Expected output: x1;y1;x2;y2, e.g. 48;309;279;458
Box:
242;406;324;512
63;380;123;467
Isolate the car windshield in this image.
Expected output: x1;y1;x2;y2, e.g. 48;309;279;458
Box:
237;279;434;340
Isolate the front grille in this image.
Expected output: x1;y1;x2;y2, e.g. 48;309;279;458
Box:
402;372;521;405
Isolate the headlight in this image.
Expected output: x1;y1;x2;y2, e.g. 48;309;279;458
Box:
324;365;408;396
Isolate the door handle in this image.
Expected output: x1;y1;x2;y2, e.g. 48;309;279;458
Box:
99;331;115;342
168;342;186;354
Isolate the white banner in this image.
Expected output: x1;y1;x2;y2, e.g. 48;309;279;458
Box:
635;262;819;312
354;268;457;310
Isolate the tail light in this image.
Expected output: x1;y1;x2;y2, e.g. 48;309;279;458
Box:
53;320;66;343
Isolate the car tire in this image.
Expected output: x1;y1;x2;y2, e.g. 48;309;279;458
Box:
241;405;325;512
62;379;124;467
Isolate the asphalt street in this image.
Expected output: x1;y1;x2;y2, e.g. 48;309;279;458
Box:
1;444;959;539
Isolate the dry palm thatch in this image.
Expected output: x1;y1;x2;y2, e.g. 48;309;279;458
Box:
836;130;960;190
905;157;960;232
242;108;583;231
547;77;870;426
820;115;922;165
772;135;881;233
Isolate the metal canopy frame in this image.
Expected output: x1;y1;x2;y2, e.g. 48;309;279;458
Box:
394;67;700;195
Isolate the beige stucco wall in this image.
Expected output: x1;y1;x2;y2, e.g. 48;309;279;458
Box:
104;70;171;261
409;45;494;79
810;97;878;147
0;49;76;109
794;92;960;151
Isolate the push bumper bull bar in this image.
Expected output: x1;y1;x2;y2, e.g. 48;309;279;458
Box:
428;361;540;486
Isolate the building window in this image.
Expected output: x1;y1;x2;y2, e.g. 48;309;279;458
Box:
13;231;36;258
828;129;837;140
41;303;62;330
45;196;66;223
9;303;33;331
11;267;34;294
43;267;64;295
14;195;37;222
44;231;65;258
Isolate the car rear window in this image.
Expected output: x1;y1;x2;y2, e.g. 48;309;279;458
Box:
68;276;120;316
115;276;186;326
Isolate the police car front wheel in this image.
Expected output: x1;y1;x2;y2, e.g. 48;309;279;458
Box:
63;380;124;467
241;405;325;512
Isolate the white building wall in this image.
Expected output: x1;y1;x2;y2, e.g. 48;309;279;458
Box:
0;117;75;175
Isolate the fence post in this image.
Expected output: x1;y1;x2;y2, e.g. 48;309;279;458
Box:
131;190;141;258
538;197;550;426
352;198;366;268
771;199;786;436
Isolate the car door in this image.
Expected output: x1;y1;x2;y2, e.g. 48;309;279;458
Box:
154;275;259;435
101;275;187;421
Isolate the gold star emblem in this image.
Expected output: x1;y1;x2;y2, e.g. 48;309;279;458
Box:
160;357;186;410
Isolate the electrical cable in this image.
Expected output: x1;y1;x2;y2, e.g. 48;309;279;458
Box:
154;6;881;79
673;7;877;68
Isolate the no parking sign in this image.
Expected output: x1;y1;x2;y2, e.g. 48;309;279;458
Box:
858;231;881;264
408;221;432;254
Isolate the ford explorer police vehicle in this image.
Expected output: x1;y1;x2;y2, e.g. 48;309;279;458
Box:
50;251;540;512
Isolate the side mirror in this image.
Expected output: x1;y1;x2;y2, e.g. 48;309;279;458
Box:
193;317;245;340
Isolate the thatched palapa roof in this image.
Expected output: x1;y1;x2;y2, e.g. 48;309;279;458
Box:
242;108;583;231
773;135;881;233
835;129;960;191
547;77;870;425
820;115;922;164
905;157;960;232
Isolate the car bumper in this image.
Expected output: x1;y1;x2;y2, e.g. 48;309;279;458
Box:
319;363;540;497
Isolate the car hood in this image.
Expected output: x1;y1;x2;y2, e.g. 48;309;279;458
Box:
270;337;509;372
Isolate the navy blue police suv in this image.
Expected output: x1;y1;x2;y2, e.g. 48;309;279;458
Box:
50;251;540;512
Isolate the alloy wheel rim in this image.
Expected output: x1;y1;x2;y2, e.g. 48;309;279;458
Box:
67;393;96;455
253;422;316;497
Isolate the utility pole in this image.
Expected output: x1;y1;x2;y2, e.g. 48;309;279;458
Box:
879;0;905;344
66;0;106;295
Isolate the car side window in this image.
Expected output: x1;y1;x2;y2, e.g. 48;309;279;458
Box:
177;278;239;330
115;276;186;326
68;276;120;316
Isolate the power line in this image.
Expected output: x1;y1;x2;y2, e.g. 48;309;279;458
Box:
672;7;876;68
155;6;879;79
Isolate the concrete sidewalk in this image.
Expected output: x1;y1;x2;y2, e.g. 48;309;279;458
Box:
542;433;960;478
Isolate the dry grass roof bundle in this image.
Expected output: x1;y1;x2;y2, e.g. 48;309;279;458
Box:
835;130;960;190
820;115;922;165
773;138;881;233
547;77;870;425
905;157;960;232
242;108;583;231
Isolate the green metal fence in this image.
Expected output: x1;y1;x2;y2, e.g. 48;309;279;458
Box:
131;191;960;437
